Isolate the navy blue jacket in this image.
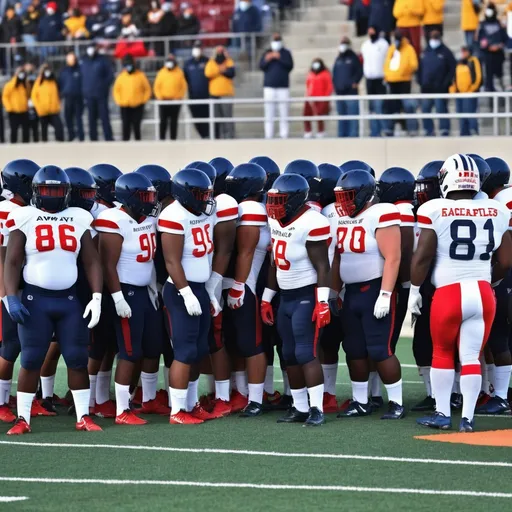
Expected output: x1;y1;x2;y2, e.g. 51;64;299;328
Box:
80;55;114;99
259;48;294;88
183;56;210;99
478;20;507;50
37;13;64;42
58;65;83;98
232;5;262;33
332;50;363;94
419;43;456;93
368;0;394;34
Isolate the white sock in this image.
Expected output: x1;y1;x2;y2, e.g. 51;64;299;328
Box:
291;387;309;413
480;358;489;393
308;383;324;412
205;374;215;395
235;371;248;397
431;368;454;417
215;379;230;402
282;370;291;396
487;363;496;395
114;383;130;416
17;391;35;425
461;372;481;421
170;386;187;415
264;366;274;394
370;372;382;398
230;372;237;391
384;379;403;406
452;371;461;394
248;382;264;404
186;378;199;412
163;366;169;389
351;381;368;404
96;370;112;405
418;366;432;397
72;388;90;421
0;379;11;406
141;371;158;402
40;375;55;399
493;365;512;400
322;364;338;396
88;375;97;408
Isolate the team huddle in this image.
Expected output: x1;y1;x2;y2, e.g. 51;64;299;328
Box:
0;152;510;435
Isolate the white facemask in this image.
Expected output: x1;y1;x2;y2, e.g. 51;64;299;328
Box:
162;2;171;12
270;40;282;52
239;1;249;11
339;44;348;53
86;47;95;57
165;61;175;69
192;47;201;58
485;8;494;16
1;189;13;200
47;8;55;15
312;61;321;71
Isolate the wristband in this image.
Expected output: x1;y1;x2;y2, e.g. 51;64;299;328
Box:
401;281;411;289
262;288;277;303
231;280;245;292
410;284;421;294
179;286;193;298
111;291;124;303
209;271;223;284
317;286;330;303
379;289;393;297
92;292;102;301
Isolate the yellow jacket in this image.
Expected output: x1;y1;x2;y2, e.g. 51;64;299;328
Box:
422;0;444;25
31;76;61;116
461;0;480;31
393;0;425;27
2;76;28;113
204;58;235;97
64;15;89;37
113;70;152;108
153;67;187;100
384;40;419;82
449;56;482;93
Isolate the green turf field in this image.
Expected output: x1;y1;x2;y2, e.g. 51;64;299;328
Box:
1;339;511;511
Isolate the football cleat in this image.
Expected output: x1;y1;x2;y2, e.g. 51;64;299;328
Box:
263;390;282;409
94;400;116;418
139;398;171;415
381;401;406;420
53;393;71;407
416;411;452;430
6;417;31;435
239;401;264;417
0;405;16;423
369;395;384;411
476;391;492;408
156;389;170;408
272;393;293;411
322;392;339;413
459;417;475;432
304;407;325;427
450;393;463;410
8;395;16;409
337;400;372;418
210;398;231;417
169;410;204;425
115;409;148;425
131;386;143;405
190;404;218;421
475;396;511;415
411;396;436;412
31;400;57;417
89;407;95;416
338;398;352;411
229;391;248;413
199;393;215;412
277;407;309;424
40;398;58;414
76;415;103;432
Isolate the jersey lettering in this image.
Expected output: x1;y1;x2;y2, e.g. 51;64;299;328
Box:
192;224;213;258
273;239;291;270
136;232;157;262
35;224;78;253
336;226;366;254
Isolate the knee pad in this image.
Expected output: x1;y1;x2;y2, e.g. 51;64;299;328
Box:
173;342;198;365
367;345;392;364
282;343;297;367
61;344;89;370
295;344;315;366
117;346;143;364
162;341;174;368
0;338;21;363
20;347;46;371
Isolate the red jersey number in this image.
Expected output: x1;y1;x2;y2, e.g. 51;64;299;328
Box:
137;232;157;262
273;239;291;270
337;226;366;254
192;225;214;258
35;224;78;253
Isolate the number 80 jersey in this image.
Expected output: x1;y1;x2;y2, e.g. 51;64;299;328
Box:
417;198;510;288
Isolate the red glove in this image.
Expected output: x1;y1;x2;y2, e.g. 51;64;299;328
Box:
261;301;274;326
312;302;331;328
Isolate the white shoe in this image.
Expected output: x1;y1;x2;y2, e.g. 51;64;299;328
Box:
316;132;325;138
304;132;313;139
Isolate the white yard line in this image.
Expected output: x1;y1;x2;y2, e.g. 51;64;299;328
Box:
273;380;423;384
0;497;28;502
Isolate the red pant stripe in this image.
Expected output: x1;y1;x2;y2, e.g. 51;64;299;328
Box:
120;318;133;357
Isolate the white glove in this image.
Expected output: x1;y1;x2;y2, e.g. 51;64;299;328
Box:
83;292;102;329
374;290;392;319
407;284;422;316
179;286;202;316
205;271;223;317
227;281;245;310
112;291;132;318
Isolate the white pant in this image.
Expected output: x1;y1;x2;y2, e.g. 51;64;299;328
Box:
263;87;290;139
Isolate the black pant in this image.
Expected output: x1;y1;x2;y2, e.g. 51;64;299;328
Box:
64;96;84;141
159;104;181;140
40;114;64;142
86;97;113;141
387;81;411;131
29;115;39;142
8;112;29;143
121;105;144;141
189;103;210;139
366;78;386;96
0;106;4;143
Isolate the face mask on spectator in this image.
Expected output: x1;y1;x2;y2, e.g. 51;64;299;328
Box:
87;47;96;57
165;60;175;69
151;1;158;8
369;32;377;42
15;6;22;15
47;7;55;15
162;2;171;12
429;38;441;49
394;35;402;46
17;72;25;80
125;65;134;73
215;52;226;64
339;43;348;53
271;40;282;52
192;47;202;58
183;9;192;18
44;70;53;79
485;8;495;17
239;1;249;11
312;61;321;72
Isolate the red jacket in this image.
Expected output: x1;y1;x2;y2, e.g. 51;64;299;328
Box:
306;69;333;97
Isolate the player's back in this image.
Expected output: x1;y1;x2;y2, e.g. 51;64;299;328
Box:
491;186;512;214
0;199;22;246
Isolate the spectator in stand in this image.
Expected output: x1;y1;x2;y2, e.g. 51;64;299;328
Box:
25;61;39;142
332;36;363;138
64;6;89;40
58;51;84;141
449;45;482;135
86;5;109;39
419;29;456;136
205;46;236;139
154;54;187;140
120;9;141;39
37;2;64;42
232;0;262;55
124;0;145;28
353;0;371;37
393;0;424;56
422;0;444;42
31;64;64;142
147;1;166;55
81;43;114;141
303;58;332;138
461;0;482;50
368;0;395;41
2;6;23;44
478;3;507;91
260;32;294;139
21;1;42;47
384;30;419;136
161;1;178;37
361;26;389;137
177;4;200;46
184;41;210;139
113;55;151;141
2;67;29;143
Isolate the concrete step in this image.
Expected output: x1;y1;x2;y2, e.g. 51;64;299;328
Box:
291;5;349;21
285;34;341;49
284;20;354;37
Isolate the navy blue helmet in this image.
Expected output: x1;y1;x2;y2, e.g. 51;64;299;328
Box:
340;160;375;177
88;164;122;205
318;163;342;207
266;173;309;222
483;157;510;194
250;156;280;191
2;159;39;204
64;167;98;211
415;160;443;205
32;165;71;213
224;163;266;203
135;164;172;202
209;157;234;195
468;154;491;188
172;168;215;216
334;170;375;218
115;173;158;218
377;167;415;204
186;161;216;186
283;159;321;203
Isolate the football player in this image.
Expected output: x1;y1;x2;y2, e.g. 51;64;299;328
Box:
284;160;322;211
410;154;511;432
262;173;331;426
339;160;375;177
469;154;491;200
5;166;102;434
331;170;404;420
209;157;234;196
250;156;280;192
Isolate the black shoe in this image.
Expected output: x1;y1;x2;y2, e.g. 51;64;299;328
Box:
41;398;58;414
411;396;436;412
381;401;406;420
277;407;309;423
337;400;372;418
275;394;293;411
239;401;263;418
369;395;384;411
304;407;325;427
450;393;463;410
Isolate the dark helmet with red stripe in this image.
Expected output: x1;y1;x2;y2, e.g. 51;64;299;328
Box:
415;160;442;205
377;167;415;204
115;173;158;218
250;156;280;191
88;164;122;205
32;165;71;213
483;157;510;195
134;164;172;202
209;157;234;195
172;168;216;216
334;170;375;218
2;159;40;204
266;173;309;222
283;159;321;204
64;167;98;211
224;163;266;203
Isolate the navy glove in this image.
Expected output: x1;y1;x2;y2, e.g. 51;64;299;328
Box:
5;295;30;324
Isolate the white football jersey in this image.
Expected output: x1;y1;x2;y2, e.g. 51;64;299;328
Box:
474;190;489;200
7;206;92;290
89;201;110;238
307;201;322;213
329;203;400;285
395;202;415;227
214;193;238;224
321;202;337;264
0;199;23;247
269;207;331;290
158;200;213;284
491;187;512;230
417;198;509;288
94;208;156;287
